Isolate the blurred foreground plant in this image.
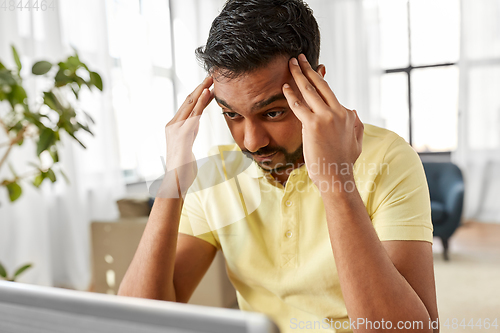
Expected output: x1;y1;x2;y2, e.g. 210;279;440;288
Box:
0;261;32;282
0;45;103;203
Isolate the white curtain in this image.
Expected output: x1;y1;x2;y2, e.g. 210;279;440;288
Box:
452;0;500;223
308;0;381;126
169;0;235;163
0;0;125;289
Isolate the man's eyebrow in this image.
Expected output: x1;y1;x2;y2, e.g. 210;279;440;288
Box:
214;93;287;112
214;95;232;110
252;93;287;111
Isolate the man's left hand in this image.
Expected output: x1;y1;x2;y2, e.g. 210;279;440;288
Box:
282;54;364;191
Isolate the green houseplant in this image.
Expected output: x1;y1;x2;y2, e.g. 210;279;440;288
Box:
0;45;103;281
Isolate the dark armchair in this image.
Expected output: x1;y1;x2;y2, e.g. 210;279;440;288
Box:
422;162;465;260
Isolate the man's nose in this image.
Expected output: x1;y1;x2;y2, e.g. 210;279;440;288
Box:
243;121;269;153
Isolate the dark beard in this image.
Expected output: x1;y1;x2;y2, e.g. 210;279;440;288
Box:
242;144;304;174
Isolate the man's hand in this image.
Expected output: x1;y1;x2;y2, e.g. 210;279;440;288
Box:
282;54;363;190
162;76;214;198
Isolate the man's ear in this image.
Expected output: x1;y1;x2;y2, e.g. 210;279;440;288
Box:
316;64;326;78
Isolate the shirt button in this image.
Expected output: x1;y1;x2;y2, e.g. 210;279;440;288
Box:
285;200;293;207
285;230;293;238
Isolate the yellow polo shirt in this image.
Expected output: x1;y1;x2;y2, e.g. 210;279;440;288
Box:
178;124;433;332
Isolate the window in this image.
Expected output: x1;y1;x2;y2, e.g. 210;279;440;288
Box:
379;0;460;152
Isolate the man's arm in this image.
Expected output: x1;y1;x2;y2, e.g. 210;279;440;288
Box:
117;197;217;302
382;240;439;332
322;192;438;332
283;54;438;332
118;77;217;302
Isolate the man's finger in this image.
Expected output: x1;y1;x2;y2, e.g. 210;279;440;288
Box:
283;83;313;123
297;54;342;111
190;88;214;117
288;58;329;114
173;76;213;122
352;109;364;149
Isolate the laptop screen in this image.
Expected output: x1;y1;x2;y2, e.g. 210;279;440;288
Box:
0;281;279;333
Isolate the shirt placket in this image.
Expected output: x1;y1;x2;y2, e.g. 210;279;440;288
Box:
280;172;299;268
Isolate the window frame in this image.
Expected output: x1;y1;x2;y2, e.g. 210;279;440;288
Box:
382;0;459;151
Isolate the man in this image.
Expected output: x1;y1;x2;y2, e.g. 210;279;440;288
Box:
119;1;439;332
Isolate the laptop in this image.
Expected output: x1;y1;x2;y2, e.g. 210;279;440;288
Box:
0;281;279;333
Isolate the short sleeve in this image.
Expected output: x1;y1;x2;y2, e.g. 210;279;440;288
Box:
370;137;434;243
178;191;221;250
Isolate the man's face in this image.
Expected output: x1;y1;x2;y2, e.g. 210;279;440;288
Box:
212;56;306;173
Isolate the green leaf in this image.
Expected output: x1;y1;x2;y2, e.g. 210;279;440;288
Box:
64;107;76;118
83;111;95;125
43;91;57;110
23;111;43;128
33;173;44;187
54;69;71;87
61;120;75;135
13;264;32;278
47;169;56;182
37;128;56;156
90;71;103;91
43;91;63;114
6;182;22;202
71;85;79;99
9;85;27;105
49;147;59;163
8;122;23;132
67;55;81;70
0;262;7;278
0;70;17;85
76;122;93;136
32;61;52;75
11;45;22;73
73;75;85;87
68;132;86;149
57;61;68;70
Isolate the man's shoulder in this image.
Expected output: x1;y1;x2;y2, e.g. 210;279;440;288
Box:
362;123;401;146
360;123;412;162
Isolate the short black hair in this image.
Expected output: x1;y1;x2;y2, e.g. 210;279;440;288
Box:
195;0;320;78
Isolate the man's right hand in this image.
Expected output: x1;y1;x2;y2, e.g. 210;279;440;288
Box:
118;77;216;301
162;76;214;198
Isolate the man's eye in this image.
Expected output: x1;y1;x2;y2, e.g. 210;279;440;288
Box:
265;110;285;119
222;112;240;119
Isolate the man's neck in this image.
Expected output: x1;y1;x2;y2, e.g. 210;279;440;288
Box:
270;159;305;185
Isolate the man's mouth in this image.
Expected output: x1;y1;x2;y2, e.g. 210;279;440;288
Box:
252;151;277;162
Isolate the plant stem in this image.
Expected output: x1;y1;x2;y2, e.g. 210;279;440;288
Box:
0;127;26;172
0;118;8;134
0;144;14;172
